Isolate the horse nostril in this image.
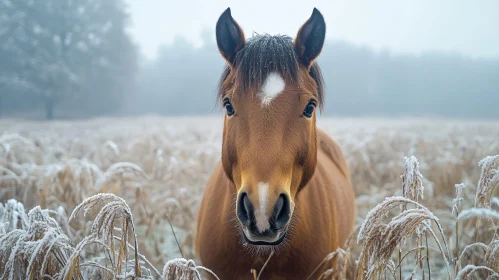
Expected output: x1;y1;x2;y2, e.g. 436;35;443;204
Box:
237;192;253;227
273;194;291;230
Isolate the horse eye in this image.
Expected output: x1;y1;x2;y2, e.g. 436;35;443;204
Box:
303;100;316;118
224;98;235;116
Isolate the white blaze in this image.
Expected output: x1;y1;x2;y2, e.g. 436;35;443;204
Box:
255;182;270;233
260;72;285;106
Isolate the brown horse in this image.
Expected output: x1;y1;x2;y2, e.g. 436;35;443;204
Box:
195;7;355;279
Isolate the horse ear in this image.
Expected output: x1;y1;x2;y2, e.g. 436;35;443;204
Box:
216;8;245;66
294;8;326;69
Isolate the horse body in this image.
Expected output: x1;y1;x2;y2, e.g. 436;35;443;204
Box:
196;129;355;279
195;7;356;279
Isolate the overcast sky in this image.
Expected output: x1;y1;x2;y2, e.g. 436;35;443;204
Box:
125;0;499;60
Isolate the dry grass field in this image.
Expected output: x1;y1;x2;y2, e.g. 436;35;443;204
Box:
1;115;499;279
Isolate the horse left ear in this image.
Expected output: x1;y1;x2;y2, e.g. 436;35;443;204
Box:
216;8;246;66
294;8;326;69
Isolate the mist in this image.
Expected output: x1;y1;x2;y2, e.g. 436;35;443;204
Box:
127;33;499;119
1;1;498;120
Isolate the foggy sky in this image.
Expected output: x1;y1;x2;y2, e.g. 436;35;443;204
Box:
125;0;499;60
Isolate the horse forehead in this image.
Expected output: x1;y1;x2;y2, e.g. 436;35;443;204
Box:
259;72;285;106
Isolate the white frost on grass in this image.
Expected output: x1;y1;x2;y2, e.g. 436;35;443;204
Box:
1;116;499;279
475;155;499;208
357;196;427;244
0;202;73;279
95;162;149;190
455;264;499;280
0;199;29;231
458;207;499;221
402;155;424;202
452;183;466;215
162;257;220;280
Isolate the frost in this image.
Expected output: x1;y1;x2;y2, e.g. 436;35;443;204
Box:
458;207;499;221
0;166;22;189
0;116;499;278
104;140;120;156
69;193;145;278
162;258;219;280
456;264;499;279
357;196;427;244
486;239;499;271
357;198;451;279
452;183;466;215
96;162;148;191
401;155;424;202
0;199;29;231
0;133;35;155
0;203;72;279
475;155;499;208
162;258;202;280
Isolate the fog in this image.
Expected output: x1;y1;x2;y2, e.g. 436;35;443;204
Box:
1;0;498;120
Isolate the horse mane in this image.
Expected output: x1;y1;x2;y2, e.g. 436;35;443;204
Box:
217;33;325;108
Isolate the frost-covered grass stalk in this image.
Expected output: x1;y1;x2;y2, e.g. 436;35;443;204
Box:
0;200;73;279
357;155;452;279
452;183;466;267
0;194;214;279
475;155;499;209
356;196;451;279
401;155;425;204
2;116;499;279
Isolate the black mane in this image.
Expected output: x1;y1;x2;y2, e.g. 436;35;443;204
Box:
217;33;324;108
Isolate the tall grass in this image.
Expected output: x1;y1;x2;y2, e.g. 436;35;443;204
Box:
1;116;499;279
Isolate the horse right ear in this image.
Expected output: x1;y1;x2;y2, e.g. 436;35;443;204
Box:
294;8;326;69
216;8;245;66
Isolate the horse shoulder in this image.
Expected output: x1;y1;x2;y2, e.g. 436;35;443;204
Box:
195;162;233;261
315;128;356;246
316;128;350;180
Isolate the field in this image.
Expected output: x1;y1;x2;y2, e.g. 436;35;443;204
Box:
1;115;499;279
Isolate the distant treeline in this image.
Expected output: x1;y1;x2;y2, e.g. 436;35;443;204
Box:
130;34;499;119
0;0;137;119
1;17;499;119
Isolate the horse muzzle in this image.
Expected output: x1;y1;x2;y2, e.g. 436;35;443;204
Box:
241;225;289;246
237;192;291;245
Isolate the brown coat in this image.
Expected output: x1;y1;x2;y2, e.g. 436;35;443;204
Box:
195;129;355;279
195;7;356;280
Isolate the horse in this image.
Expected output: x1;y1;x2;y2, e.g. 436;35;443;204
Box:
195;7;356;279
